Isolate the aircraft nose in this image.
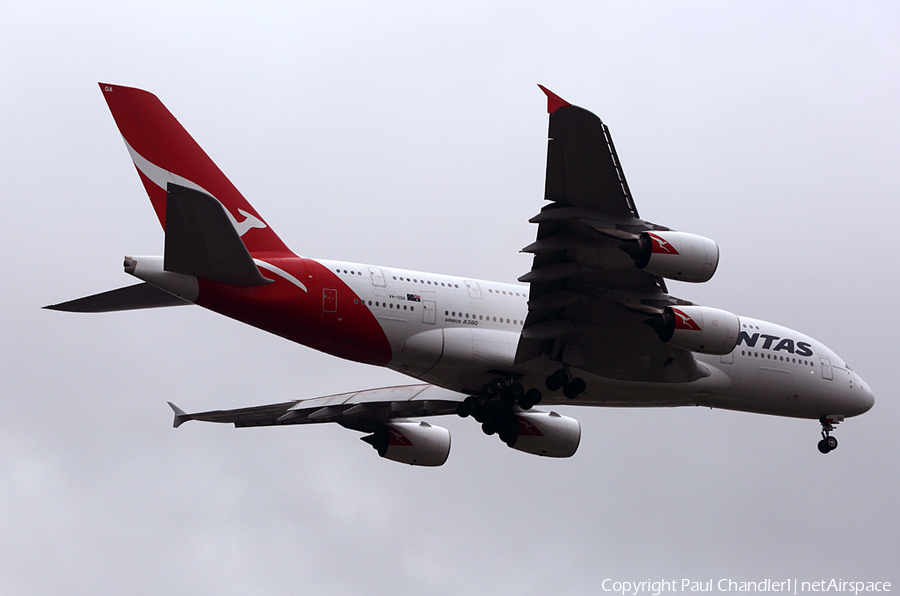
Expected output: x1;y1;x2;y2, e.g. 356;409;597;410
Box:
859;378;875;413
849;374;875;416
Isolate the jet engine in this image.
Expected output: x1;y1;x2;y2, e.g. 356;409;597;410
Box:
510;411;581;458
361;421;451;467
644;305;740;355
620;231;719;283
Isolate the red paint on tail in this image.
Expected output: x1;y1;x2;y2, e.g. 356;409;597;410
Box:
99;83;292;257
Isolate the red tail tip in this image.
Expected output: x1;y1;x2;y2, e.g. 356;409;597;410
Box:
537;85;570;114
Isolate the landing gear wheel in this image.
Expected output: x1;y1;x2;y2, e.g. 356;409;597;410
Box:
520;388;542;410
545;369;568;392
563;377;586;399
498;418;521;445
484;379;501;397
502;419;521;439
817;416;841;454
456;402;470;418
481;420;496;436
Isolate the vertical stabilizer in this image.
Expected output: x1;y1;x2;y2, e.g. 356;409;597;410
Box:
98;83;293;257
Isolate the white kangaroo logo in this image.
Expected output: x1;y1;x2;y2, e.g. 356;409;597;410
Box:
127;141;268;238
229;209;267;237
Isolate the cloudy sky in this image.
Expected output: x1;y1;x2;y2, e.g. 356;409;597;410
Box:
2;1;898;594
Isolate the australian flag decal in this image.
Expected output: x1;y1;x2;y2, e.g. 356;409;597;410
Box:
407;294;421;302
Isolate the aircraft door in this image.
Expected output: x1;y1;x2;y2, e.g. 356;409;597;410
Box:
323;288;337;313
369;267;386;287
465;280;482;299
423;301;436;325
820;356;833;380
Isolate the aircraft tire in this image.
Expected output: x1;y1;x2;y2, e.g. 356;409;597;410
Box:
545;370;566;392
564;378;586;399
520;388;542;410
456;403;470;418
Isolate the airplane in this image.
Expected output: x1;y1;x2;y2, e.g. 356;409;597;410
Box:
45;83;875;466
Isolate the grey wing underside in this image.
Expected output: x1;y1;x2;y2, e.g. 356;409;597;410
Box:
169;384;466;434
515;90;705;383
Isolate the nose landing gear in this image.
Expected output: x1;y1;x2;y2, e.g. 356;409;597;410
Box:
817;415;844;454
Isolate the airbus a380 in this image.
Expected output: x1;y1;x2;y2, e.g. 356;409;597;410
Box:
47;83;874;466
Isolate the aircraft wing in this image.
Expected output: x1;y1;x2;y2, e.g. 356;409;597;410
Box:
539;85;640;218
169;384;465;433
516;88;705;383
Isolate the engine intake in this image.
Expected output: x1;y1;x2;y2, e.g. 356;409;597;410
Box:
621;231;719;283
644;305;740;355
362;421;451;467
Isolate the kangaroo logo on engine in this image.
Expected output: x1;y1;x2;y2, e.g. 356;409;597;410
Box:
671;307;701;331
649;232;679;255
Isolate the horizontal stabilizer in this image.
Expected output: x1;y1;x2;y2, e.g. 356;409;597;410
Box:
164;183;272;286
168;402;191;428
44;283;190;312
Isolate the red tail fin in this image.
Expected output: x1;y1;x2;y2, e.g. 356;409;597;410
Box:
99;83;293;257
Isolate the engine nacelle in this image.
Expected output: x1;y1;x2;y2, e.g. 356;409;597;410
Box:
621;231;719;283
645;305;740;355
361;421;451;467
510;411;581;458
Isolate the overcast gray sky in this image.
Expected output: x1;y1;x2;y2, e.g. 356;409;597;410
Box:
2;1;898;594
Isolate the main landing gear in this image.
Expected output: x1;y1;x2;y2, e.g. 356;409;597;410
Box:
455;378;543;448
817;415;844;454
544;368;586;399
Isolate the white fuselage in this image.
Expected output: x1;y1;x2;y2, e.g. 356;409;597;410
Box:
311;258;875;421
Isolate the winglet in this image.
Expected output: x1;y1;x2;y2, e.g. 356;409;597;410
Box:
538;85;570;114
168;402;191;428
